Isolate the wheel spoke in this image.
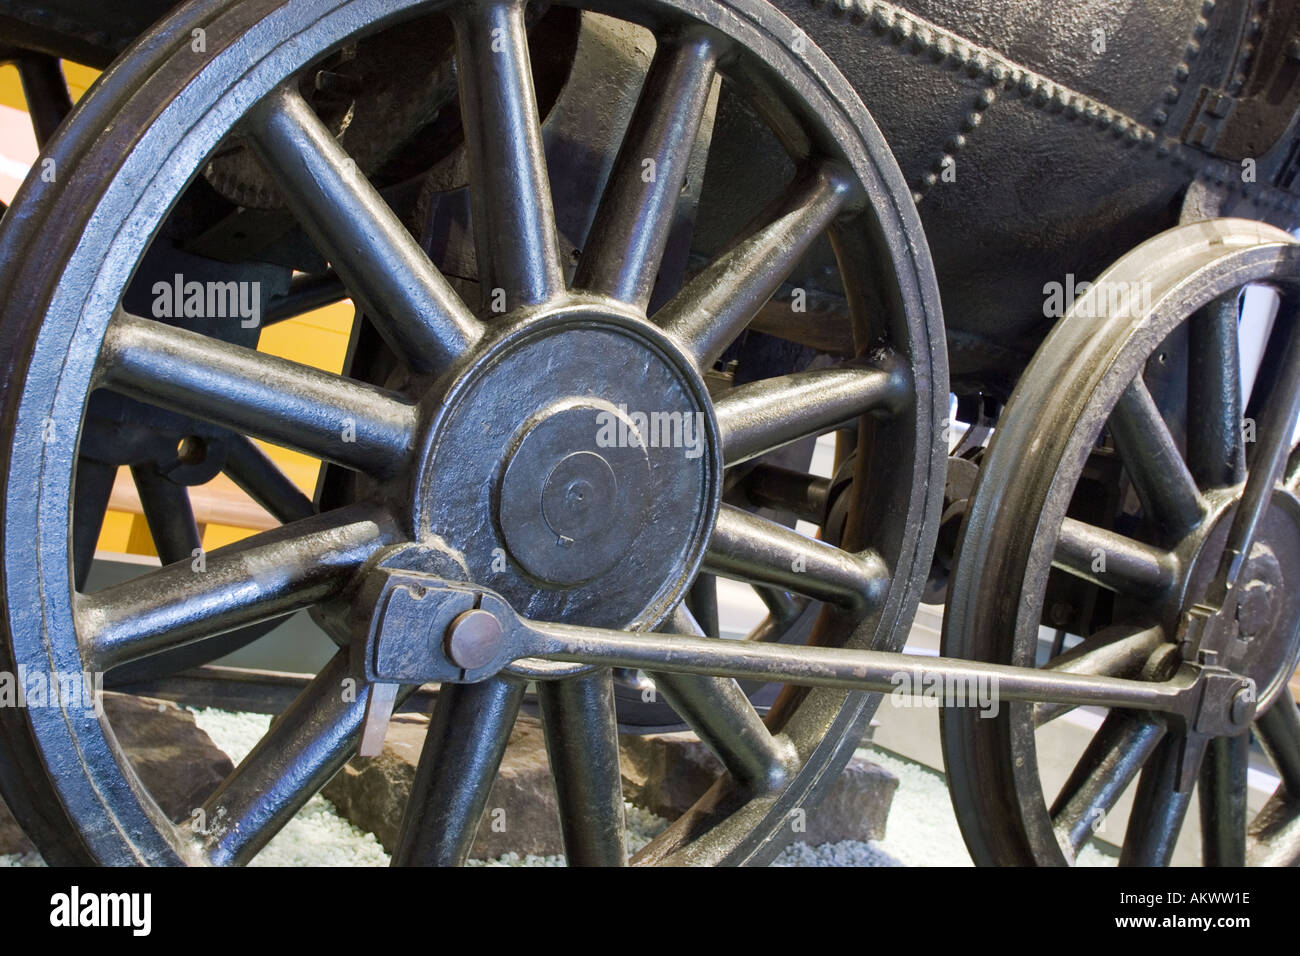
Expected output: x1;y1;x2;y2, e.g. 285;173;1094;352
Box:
715;358;909;467
687;573;720;639
1246;792;1300;866
1286;443;1300;495
453;0;565;308
15;52;72;147
101;312;418;477
1050;711;1165;857
79;503;399;671
392;678;525;866
1211;300;1300;599
538;670;627;866
756;586;806;623
703;504;887;610
1034;624;1166;726
131;463;202;564
742;465;831;524
1199;733;1248;866
656;162;854;369
745;587;809;643
1255;690;1300;797
1187;291;1245;489
246;86;480;372
72;456;117;590
1118;731;1203;866
200;652;376;865
1052;518;1176;600
222;435;315;524
1110;378;1204;540
648;604;796;795
574;32;717;309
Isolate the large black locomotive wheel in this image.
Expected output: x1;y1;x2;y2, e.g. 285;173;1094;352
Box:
943;219;1300;866
0;0;945;864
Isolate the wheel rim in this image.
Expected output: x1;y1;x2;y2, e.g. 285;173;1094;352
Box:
0;0;945;865
942;218;1300;866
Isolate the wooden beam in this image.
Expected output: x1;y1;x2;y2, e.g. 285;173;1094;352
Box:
108;467;279;532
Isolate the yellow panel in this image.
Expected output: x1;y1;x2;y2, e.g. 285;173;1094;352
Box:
125;514;158;558
0;61;100;115
256;442;321;495
96;510;135;554
258;324;346;374
292;299;356;335
0;65;22;113
258;308;353;374
61;62;99;103
202;523;257;551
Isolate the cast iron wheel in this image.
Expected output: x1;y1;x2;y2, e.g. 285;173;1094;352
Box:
0;44;338;687
942;219;1300;866
0;0;945;865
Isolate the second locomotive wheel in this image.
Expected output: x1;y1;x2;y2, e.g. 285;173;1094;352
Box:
943;219;1300;866
0;0;946;865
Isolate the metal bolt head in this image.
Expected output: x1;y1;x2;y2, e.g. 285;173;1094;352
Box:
445;608;504;670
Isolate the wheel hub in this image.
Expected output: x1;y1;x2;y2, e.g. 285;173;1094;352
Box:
499;402;649;586
1177;490;1300;707
412;305;721;630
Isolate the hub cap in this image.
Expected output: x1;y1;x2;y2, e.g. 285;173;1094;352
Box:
1178;492;1300;708
415;309;720;628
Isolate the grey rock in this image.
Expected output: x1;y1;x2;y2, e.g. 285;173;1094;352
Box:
618;730;719;820
323;712;565;859
0;692;234;856
101;693;236;823
620;731;897;845
325;709;896;860
0;797;37;857
803;753;899;845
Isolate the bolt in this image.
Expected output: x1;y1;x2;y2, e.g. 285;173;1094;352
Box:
445;608;504;670
1288;36;1300;61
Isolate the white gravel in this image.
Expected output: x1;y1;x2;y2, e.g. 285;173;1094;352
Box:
1;709;1118;867
0;852;45;868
